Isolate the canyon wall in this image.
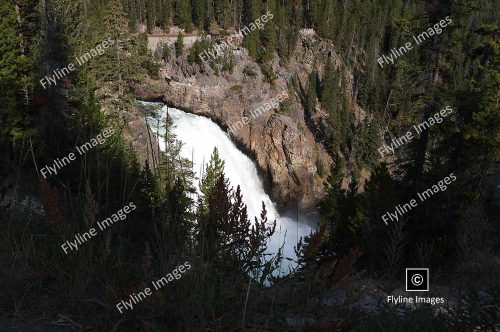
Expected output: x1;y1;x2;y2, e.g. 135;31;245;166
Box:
134;30;357;208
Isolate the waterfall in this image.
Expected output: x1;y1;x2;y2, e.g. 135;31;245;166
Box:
146;103;316;273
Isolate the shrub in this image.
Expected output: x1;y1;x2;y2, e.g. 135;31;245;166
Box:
221;54;233;73
316;157;325;177
230;85;242;94
243;64;257;77
260;62;276;84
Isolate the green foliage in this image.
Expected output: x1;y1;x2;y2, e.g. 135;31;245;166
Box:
305;70;318;116
279;94;292;113
116;0;415;79
196;151;279;279
63;0;157;93
319;61;357;155
214;0;231;29
0;2;32;146
241;0;261;60
162;0;171;32
188;36;213;65
190;0;205;29
260;62;276;84
162;43;171;60
3;0;499;329
146;0;155;33
199;147;226;201
230;85;242;94
319;154;345;226
243;31;259;60
320;59;339;106
220;53;233;73
157;110;194;188
355;116;381;170
259;14;276;63
243;64;257;77
173;0;192;31
187;40;200;64
175;32;184;56
315;157;325;177
316;158;402;269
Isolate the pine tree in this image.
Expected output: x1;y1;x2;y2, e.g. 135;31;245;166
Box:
99;0;135;94
461;24;500;179
317;0;333;39
129;0;138;31
174;0;192;31
0;2;31;147
362;162;401;271
214;0;231;29
199;147;227;200
158;111;193;188
319;153;345;222
319;63;343;153
365;116;381;169
319;59;336;104
146;0;155;33
241;0;260;59
162;0;171;32
188;40;200;64
259;13;276;63
340;95;355;153
175;32;184;56
191;0;205;29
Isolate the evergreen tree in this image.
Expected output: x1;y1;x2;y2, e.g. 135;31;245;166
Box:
214;0;231;29
197;169;278;276
187;40;201;64
0;2;31;148
354;116;381;170
174;0;192;31
365;116;381;168
129;0;138;31
319;153;345;223
200;147;226;200
259;12;276;63
362;162;400;271
146;0;155;33
241;0;260;59
340;95;355;153
191;0;205;29
317;0;333;39
320;59;338;104
99;0;136;94
158;111;194;188
162;0;171;32
175;32;184;56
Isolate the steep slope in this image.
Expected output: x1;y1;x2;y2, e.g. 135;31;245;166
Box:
135;29;360;208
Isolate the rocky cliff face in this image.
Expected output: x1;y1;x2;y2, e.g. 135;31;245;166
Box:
134;30;356;209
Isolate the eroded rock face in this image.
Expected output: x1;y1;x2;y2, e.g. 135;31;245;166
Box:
134;30;348;208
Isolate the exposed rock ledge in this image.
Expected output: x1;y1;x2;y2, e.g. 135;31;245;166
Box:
133;30;351;209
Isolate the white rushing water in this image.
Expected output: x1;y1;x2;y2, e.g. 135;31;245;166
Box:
146;103;315;273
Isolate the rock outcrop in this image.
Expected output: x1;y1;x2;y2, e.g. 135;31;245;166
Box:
134;30;357;209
